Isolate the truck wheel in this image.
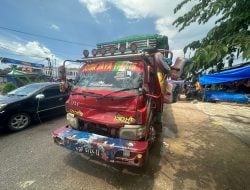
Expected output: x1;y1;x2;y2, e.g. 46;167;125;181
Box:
8;113;31;131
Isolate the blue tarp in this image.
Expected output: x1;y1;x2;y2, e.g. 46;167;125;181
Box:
199;65;250;85
204;90;249;103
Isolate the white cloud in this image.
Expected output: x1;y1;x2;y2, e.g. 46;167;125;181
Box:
78;0;216;55
155;17;178;38
0;37;64;66
172;49;184;60
79;0;108;16
8;41;52;59
109;1;193;43
79;0;179;18
78;1;199;40
50;24;60;31
111;0;177;19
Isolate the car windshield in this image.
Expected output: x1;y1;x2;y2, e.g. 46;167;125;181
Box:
7;83;46;96
74;61;144;91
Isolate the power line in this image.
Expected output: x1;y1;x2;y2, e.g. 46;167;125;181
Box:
0;26;95;47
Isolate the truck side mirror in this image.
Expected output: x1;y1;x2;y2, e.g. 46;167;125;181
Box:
146;65;152;83
58;64;70;93
60;81;69;93
58;65;66;81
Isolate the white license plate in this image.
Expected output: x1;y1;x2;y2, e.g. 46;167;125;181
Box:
84;147;100;157
75;146;100;157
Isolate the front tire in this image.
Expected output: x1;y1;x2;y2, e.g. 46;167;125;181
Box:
8;113;31;131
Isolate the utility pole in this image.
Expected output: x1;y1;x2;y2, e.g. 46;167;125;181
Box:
46;57;52;77
54;58;57;78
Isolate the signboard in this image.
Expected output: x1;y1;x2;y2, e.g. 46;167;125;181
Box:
81;61;144;73
0;57;44;69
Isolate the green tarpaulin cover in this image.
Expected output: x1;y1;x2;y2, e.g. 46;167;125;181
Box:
97;34;169;50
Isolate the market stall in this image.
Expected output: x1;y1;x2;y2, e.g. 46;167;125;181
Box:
199;64;250;103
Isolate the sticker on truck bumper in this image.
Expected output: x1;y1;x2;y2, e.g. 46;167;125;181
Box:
52;126;148;167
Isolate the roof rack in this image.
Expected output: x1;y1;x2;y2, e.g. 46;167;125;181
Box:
94;34;169;57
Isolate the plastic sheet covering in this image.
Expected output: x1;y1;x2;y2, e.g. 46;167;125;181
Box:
199;65;250;85
204;90;249;103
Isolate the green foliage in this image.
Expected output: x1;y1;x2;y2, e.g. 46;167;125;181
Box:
173;0;250;74
0;68;11;75
0;84;4;93
1;83;17;94
16;77;30;86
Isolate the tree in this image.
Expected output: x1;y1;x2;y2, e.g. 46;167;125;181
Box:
1;82;17;94
173;0;250;73
0;68;11;75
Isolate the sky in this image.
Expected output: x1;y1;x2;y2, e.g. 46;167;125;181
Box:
0;0;217;68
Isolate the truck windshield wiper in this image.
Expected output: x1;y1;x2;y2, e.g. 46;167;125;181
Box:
71;88;141;98
100;87;141;98
71;91;102;97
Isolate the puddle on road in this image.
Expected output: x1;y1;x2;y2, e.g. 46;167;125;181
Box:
160;142;169;156
154;126;175;157
158;125;179;157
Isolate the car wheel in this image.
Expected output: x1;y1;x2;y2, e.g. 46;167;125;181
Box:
8;113;31;131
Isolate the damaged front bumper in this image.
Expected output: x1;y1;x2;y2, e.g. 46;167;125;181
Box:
52;126;148;167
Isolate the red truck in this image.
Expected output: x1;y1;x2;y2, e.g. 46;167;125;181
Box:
52;34;186;167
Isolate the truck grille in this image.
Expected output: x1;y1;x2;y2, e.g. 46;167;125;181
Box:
80;121;119;138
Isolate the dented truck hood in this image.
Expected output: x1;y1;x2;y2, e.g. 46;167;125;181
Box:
66;88;142;126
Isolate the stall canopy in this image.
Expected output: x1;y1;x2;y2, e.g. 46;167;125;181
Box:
7;69;26;76
199;64;250;85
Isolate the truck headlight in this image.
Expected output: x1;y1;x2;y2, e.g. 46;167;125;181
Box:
66;113;79;129
119;125;146;140
0;103;7;111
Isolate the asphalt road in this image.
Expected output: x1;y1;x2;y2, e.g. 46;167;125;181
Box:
1;102;250;190
0;116;163;190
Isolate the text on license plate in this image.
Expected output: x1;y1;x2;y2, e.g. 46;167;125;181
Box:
75;146;100;156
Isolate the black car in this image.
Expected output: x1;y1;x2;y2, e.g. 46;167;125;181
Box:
0;82;69;131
